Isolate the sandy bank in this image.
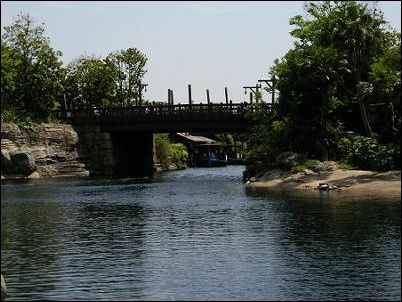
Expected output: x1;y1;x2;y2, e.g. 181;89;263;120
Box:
247;169;401;199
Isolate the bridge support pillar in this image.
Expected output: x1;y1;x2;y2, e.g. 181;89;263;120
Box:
110;131;154;176
100;132;114;175
73;125;155;176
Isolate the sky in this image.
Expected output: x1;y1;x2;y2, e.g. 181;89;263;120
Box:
1;1;401;104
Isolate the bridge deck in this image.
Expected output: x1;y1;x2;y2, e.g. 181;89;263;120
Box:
53;103;270;132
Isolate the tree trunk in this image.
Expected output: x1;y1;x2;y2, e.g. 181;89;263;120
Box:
357;94;373;137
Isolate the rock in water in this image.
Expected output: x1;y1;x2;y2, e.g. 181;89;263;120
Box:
9;150;37;175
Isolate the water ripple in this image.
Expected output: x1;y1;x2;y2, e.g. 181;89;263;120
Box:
1;166;401;301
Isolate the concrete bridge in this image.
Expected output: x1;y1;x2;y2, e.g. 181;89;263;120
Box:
53;102;269;176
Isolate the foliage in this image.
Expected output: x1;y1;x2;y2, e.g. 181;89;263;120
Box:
215;133;234;146
170;143;188;169
106;48;147;106
64;48;147;108
247;1;401;170
1;42;19;108
364;31;401;142
64;55;117;108
2;13;149;122
280;159;320;178
246;110;292;164
1;13;64;120
340;134;400;171
154;134;188;170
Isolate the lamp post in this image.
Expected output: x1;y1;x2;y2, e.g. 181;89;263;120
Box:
258;76;276;103
138;81;148;106
243;84;262;103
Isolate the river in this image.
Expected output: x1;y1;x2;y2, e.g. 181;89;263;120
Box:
1;166;400;300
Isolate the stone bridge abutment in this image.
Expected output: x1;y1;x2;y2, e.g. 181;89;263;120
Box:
73;125;155;176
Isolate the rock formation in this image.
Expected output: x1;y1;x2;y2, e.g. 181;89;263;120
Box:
1;123;89;179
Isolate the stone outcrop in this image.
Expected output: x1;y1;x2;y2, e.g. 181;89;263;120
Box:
311;161;338;172
243;152;305;181
1;122;89;179
271;151;305;171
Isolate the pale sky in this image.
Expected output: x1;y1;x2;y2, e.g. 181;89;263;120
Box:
1;1;401;104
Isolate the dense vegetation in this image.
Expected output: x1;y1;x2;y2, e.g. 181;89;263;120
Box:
154;134;188;170
246;1;400;171
1;13;148;124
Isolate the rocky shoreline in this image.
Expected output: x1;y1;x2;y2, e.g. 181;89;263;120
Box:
1;122;185;180
244;152;401;198
1;122;90;180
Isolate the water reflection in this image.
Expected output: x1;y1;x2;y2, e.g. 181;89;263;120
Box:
245;190;401;300
1;166;401;300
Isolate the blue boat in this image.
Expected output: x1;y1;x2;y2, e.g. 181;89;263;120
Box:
190;143;228;167
197;155;227;167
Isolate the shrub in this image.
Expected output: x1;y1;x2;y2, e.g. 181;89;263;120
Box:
343;135;400;170
154;134;188;169
170;143;188;169
280;159;320;178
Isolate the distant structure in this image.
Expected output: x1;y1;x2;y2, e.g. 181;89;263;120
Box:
171;133;229;166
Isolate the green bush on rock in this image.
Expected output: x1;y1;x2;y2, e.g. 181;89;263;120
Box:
154;134;188;170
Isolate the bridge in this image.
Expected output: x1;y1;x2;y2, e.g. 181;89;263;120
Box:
53;102;264;132
53;102;271;176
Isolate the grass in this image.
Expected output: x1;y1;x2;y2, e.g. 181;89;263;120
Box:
280;159;320;178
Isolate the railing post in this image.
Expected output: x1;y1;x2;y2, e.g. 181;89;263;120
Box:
188;84;192;109
138;80;142;107
206;89;210;104
225;87;229;105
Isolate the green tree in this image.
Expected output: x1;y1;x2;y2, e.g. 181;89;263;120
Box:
64;55;117;108
106;47;147;105
289;1;388;137
1;42;20;112
247;1;400;170
365;31;401;142
2;13;64;120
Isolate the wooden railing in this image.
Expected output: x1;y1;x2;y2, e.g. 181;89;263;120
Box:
52;102;270;125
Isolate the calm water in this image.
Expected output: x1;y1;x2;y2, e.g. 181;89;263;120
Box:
1;166;401;301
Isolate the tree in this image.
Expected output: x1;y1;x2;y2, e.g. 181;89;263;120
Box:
365;31;401;142
106;47;147;105
1;42;20;112
64;55;117;108
289;1;388;137
267;43;350;160
247;1;400;169
2;13;64;120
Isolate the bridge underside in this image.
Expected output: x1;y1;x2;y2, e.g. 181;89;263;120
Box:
100;119;250;133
